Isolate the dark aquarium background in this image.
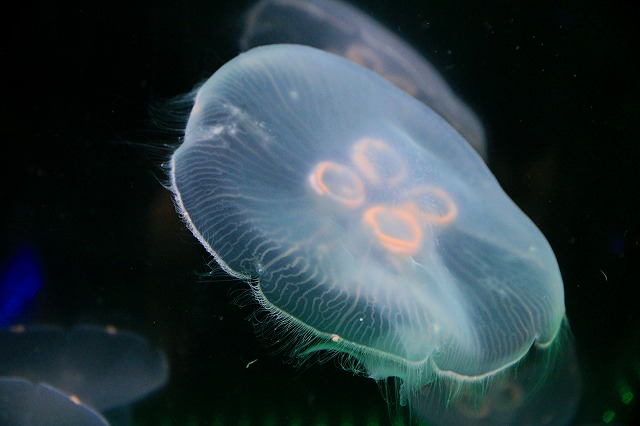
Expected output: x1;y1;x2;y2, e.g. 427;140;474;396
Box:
2;0;639;424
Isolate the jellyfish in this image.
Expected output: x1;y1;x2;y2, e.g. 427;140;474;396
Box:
170;44;574;423
240;0;487;159
0;378;109;426
412;329;580;424
0;324;169;422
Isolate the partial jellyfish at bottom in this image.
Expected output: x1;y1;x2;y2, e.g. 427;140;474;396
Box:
0;324;169;425
0;378;109;426
169;44;579;424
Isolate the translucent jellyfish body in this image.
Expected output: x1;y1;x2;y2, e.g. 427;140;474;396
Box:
0;378;109;426
240;0;487;158
0;324;168;414
170;45;567;421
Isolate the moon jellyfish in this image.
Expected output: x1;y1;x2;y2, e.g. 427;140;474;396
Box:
0;378;109;426
0;324;169;414
240;0;487;159
413;330;580;425
170;45;574;423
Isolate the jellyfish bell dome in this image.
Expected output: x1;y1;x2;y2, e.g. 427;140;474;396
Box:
170;43;567;418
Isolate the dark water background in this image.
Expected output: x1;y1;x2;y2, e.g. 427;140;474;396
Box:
2;0;639;424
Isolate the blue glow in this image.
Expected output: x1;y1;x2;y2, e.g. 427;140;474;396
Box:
0;247;43;327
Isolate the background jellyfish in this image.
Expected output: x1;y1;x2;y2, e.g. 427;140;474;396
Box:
0;378;109;426
413;329;581;425
170;44;573;423
0;324;169;425
240;0;487;159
